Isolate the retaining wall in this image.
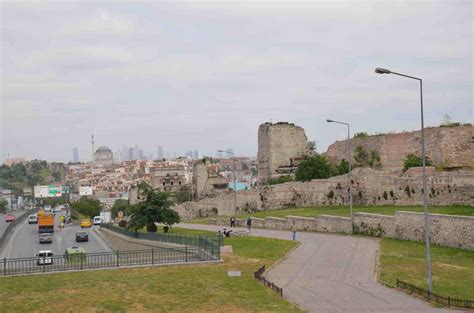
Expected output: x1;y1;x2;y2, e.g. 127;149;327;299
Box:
208;211;474;250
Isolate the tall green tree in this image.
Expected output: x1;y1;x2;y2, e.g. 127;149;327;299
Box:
295;155;332;182
111;199;132;218
0;198;7;213
71;197;101;218
127;182;180;232
175;185;192;204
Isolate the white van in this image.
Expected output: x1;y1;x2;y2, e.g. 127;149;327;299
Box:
93;216;102;225
37;250;53;265
28;214;38;224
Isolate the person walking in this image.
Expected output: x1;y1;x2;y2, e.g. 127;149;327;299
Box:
291;220;297;241
246;217;252;232
230;216;236;228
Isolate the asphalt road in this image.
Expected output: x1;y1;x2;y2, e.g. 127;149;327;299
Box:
0;210;28;240
4;212;111;259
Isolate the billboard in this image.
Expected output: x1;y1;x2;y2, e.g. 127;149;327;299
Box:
79;186;93;196
34;185;65;198
34;186;49;198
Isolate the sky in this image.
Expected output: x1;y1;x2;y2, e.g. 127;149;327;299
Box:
1;1;472;163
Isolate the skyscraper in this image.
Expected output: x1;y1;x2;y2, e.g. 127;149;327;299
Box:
193;150;199;160
157;146;163;160
73;147;79;162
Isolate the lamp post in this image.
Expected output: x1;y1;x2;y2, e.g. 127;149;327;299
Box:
218;149;237;216
326;119;353;234
375;67;432;293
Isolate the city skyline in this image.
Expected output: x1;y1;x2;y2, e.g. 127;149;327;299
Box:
1;1;472;163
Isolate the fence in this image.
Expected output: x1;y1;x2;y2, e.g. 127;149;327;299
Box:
101;223;224;247
397;279;473;309
0;246;219;277
254;265;283;297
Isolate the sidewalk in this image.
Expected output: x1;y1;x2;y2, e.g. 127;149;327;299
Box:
178;223;452;313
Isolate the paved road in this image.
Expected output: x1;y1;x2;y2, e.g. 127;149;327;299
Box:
3;213;111;259
0;210;28;240
179;223;452;313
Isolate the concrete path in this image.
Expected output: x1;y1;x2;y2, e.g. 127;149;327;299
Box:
178;223;453;313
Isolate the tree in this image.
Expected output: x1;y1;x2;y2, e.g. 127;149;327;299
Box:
266;175;294;185
175;185;192;204
111;199;131;218
71;197;101;218
307;141;317;153
403;154;433;171
0;198;7;213
127;182;180;232
354;145;370;167
295;155;332;181
335;159;350;175
368;150;381;168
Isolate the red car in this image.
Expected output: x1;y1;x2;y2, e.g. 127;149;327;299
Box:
5;214;15;223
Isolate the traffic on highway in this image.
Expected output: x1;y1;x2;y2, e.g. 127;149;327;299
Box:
3;206;110;261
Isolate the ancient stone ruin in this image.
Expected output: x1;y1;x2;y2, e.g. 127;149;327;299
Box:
257;122;313;185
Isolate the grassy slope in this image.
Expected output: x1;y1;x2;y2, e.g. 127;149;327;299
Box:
0;228;300;313
186;205;474;223
380;238;474;299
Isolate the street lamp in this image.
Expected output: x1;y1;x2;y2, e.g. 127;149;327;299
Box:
326;119;353;234
375;66;432;293
218;149;237;216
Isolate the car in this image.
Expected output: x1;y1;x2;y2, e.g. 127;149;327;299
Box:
54;207;61;213
75;231;89;242
80;219;92;228
5;213;15;223
39;233;53;244
93;216;102;225
28;214;38;224
37;250;53;265
44;206;52;214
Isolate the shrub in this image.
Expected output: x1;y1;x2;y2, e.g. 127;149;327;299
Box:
353;132;369;139
295;155;332;181
403;154;433;171
327;190;335;199
383;191;388;200
266;175;294;185
118;220;127;228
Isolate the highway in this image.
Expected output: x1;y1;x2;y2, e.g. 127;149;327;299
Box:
4;211;111;259
0;210;28;240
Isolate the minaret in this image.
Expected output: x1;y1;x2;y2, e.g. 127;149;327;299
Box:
91;134;95;162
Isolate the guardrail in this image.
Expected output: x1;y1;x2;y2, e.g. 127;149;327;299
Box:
397;279;473;309
101;223;224;247
254;265;283;297
0;246;219;277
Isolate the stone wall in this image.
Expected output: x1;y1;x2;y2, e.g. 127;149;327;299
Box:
260;168;474;208
173;189;261;219
208;211;474;250
257;122;312;185
326;125;473;171
394;212;474;250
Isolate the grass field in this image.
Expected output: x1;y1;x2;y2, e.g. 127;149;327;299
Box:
380;238;474;299
185;205;474;223
0;228;299;313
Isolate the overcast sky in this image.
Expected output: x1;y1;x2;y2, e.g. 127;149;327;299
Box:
1;1;472;163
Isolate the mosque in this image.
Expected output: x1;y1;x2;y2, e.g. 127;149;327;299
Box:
91;134;114;166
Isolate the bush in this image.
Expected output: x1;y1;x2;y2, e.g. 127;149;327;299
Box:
353;132;369;139
266;175;294;185
118;220;127;228
295;155;332;182
403;154;433;171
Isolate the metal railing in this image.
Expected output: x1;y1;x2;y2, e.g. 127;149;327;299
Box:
254;265;283;297
397;279;473;309
101;223;224;247
1;246;219;277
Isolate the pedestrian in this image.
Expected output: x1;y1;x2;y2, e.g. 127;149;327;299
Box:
246;217;252;232
230;216;236;228
291;220;296;240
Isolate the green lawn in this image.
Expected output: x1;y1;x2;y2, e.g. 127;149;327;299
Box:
185;205;474;223
0;228;300;313
380;238;474;299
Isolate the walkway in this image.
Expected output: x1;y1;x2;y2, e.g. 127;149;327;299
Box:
178;223;452;313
